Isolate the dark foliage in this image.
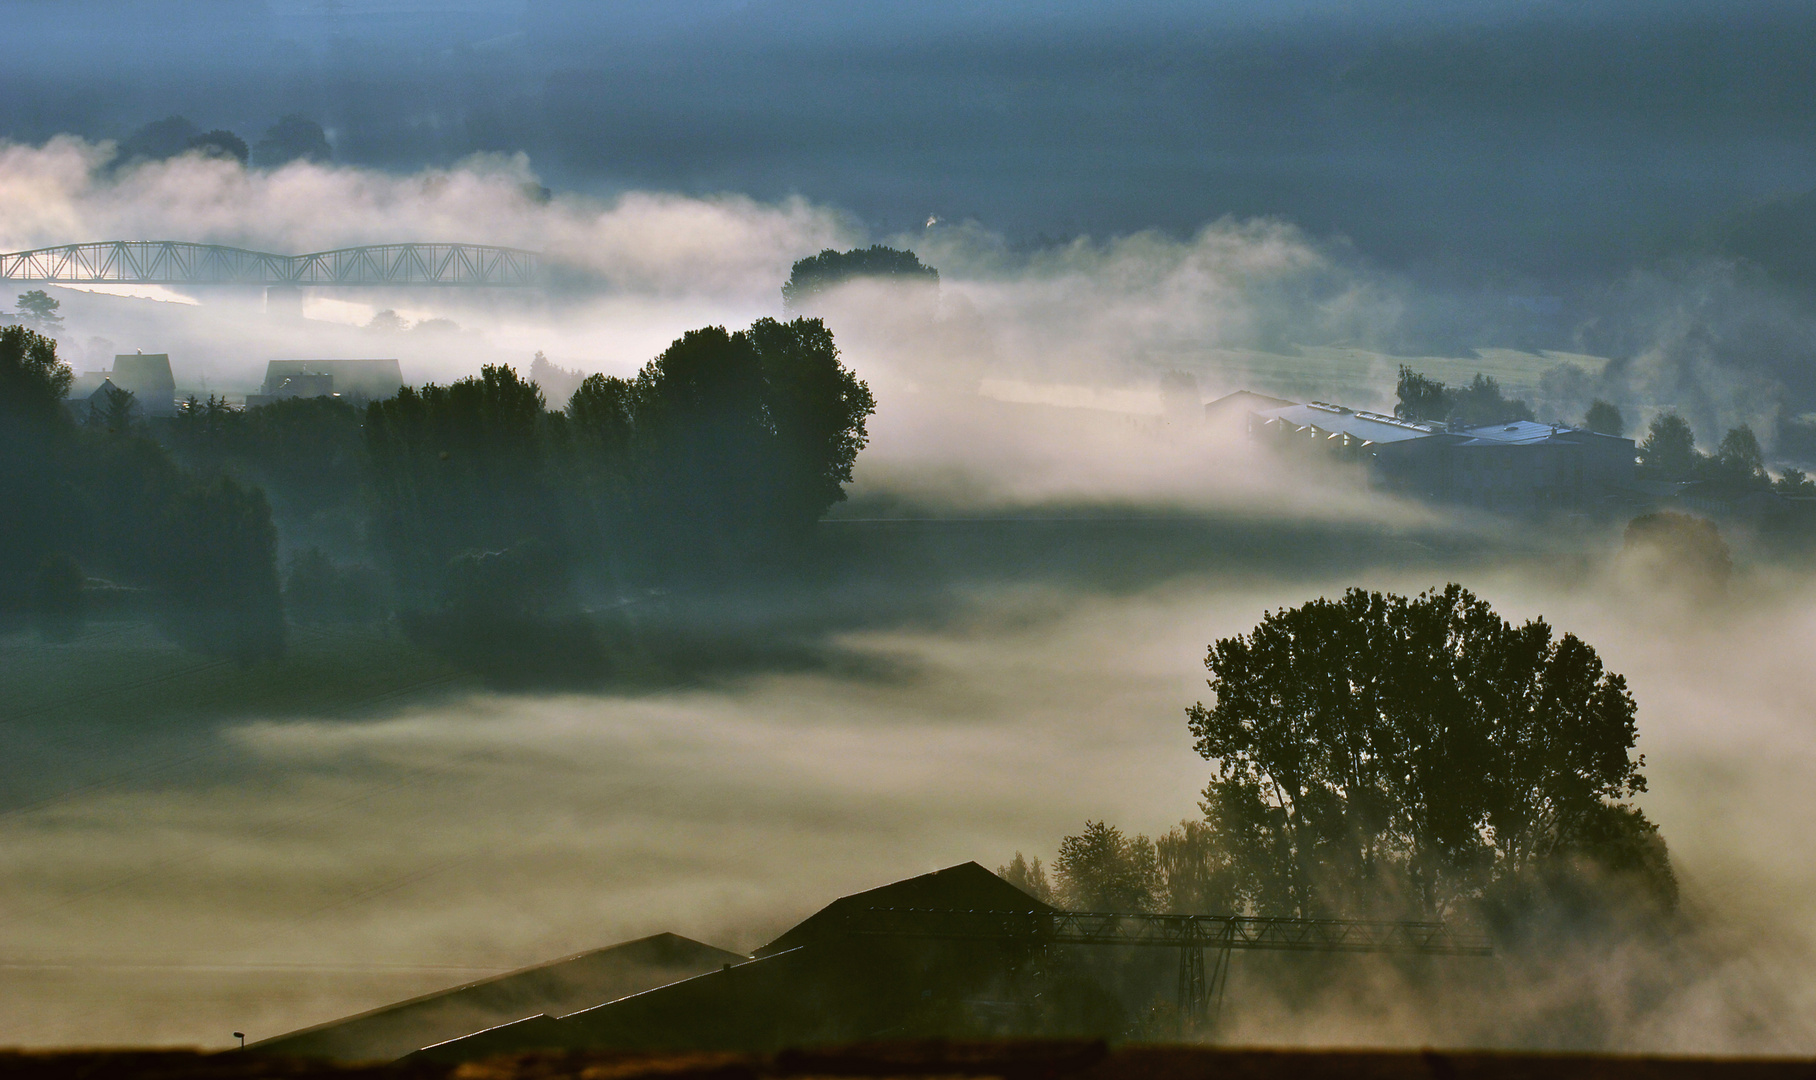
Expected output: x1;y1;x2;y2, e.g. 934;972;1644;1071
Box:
1181;585;1668;920
283;548;386;627
1638;413;1697;479
187;128;248;164
0;326;76;605
364;365;555;601
1394;366;1535;427
14;289;62;332
0;328;288;660
87;384;138;433
252;114;332;167
400;542;606;689
1583;399;1624;437
782;245;939;311
155;477;286;663
116;115;198;163
1393;366;1452;422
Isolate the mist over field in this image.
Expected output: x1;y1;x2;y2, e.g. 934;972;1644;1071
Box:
7;0;1816;1061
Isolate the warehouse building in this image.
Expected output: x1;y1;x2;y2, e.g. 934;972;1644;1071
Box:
1236;396;1636;512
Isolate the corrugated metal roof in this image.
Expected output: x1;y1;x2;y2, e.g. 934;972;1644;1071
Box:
1254;403;1441;444
1453;421;1574;446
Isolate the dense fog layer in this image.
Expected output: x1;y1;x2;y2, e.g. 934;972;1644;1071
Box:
5;141;1816;1052
7;555;1816;1049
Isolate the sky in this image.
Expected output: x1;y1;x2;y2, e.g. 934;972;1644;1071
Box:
3;0;1815;286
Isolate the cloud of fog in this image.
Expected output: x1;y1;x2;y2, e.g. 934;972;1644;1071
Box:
0;137;854;300
0;138;1446;519
9;548;1816;1051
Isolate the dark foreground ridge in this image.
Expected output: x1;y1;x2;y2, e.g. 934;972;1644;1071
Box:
6;1042;1816;1080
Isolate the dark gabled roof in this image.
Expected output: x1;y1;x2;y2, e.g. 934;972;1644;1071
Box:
754;862;1055;959
247;932;743;1062
399;864;1054;1064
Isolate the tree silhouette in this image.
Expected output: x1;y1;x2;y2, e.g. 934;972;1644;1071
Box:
1394;366;1452;422
187;129;249;164
782;245;938;312
87;384;138;433
252;115;332;167
1583;399;1624;437
1187;584;1669;919
15;290;63;333
1054;821;1161;912
1713;424;1767;485
1639;412;1698;479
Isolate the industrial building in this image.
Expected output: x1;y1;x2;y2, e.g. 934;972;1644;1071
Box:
246;359;404;405
1219;394;1637;512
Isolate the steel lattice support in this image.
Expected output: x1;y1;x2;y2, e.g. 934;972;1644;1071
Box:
0;241;543;286
841;907;1493;955
841;906;1490;1032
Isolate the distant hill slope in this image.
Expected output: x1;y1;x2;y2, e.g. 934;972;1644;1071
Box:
247;932;743;1062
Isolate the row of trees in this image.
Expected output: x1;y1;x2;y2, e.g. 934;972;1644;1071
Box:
1004;586;1674;929
360;317;875;601
1395;364;1814;493
1637;411;1816;492
1394;365;1631;437
0;325;284;660
115;114;331;168
3;315;875;671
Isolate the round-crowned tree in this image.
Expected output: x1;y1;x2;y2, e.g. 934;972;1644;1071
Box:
1187;584;1672;920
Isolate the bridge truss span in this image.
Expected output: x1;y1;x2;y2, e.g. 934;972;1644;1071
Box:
0;241;543;287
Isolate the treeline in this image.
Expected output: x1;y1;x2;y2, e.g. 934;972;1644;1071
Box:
0;325;284;660
1638;411;1816;492
2;318;875;678
1004;586;1676;933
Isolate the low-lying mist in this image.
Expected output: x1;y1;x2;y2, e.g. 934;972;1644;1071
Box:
6;544;1816;1050
7;138;1816;1054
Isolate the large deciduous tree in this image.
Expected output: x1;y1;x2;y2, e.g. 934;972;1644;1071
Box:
1186;584;1670;919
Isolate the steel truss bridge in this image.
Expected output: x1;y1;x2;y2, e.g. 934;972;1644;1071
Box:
0;241;542;287
844;908;1492;1031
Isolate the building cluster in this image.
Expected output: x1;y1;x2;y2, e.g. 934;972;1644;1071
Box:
64;354;403;418
1211;391;1638;513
